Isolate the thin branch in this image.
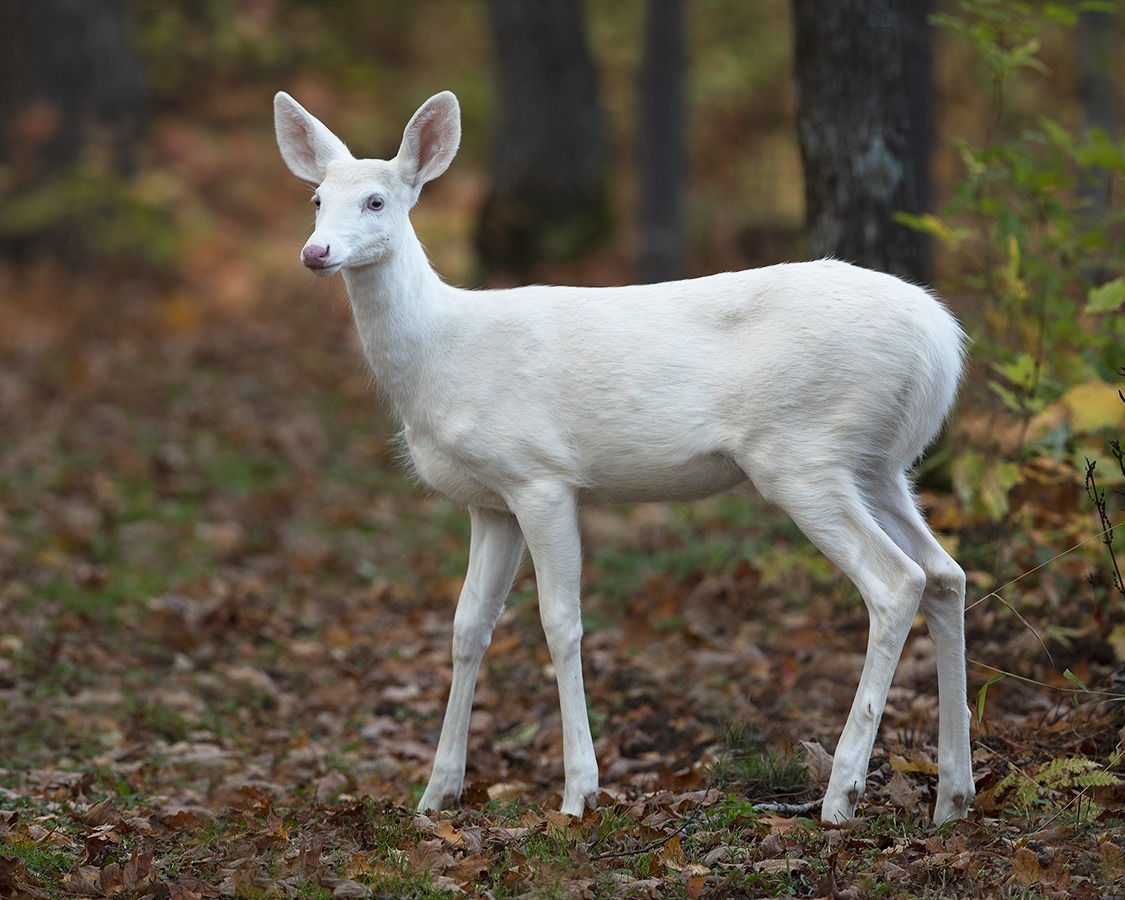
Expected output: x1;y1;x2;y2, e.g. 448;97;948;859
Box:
1085;458;1125;602
966;523;1120;613
587;788;714;861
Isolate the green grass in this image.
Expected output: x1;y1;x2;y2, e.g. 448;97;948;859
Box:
712;721;813;803
4;840;79;898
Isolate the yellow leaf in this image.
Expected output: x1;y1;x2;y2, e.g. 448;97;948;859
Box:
934;532;960;558
160;289;203;333
494;721;540;750
890;753;939;776
486;780;532;801
543;809;583;840
433;821;463;847
1061;381;1125;434
660;834;684;866
1026;400;1068;442
1108;623;1125;664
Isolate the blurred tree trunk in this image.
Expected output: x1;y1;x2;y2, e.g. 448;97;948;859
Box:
637;0;686;284
894;0;933;280
791;0;926;282
1077;4;1117;219
477;0;609;276
0;0;144;259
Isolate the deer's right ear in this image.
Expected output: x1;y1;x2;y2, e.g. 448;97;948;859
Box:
274;92;352;184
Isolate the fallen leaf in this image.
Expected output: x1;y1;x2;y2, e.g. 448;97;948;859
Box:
487;781;532;801
884;770;926;811
1010;845;1067;888
432;820;464;847
313;770;350;803
79;798;121;827
329;879;373;899
755;855;809;874
890;752;939;776
800;740;834;788
1062;380;1125;433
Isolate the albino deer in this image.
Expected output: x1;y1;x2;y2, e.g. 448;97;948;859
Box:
273;90;974;825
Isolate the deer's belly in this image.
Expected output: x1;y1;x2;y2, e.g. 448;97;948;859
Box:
577;451;747;504
407;427;746;511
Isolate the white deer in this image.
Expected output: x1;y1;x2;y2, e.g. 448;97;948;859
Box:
273;89;975;825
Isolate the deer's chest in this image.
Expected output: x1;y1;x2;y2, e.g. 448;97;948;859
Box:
402;428;510;511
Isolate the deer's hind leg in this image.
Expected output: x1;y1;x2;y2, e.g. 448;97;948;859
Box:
749;463;927;822
867;471;973;824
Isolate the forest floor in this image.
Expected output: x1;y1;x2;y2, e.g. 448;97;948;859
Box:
1;96;1124;898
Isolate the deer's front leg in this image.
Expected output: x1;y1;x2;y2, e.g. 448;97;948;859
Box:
511;484;598;816
419;506;525;812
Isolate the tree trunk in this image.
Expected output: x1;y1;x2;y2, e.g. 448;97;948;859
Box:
791;0;926;282
637;0;687;284
893;0;934;281
1077;4;1117;220
476;0;609;276
0;0;145;259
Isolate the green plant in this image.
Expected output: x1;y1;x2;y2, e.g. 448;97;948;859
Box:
0;165;182;268
995;753;1122;822
712;722;812;802
909;1;1125;524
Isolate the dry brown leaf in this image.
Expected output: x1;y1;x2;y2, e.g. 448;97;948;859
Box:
78;798;120;828
884;770;926;811
659;833;684;867
760;814;803;834
432;820;464;847
313;770;349;803
800;740;834;788
329;879;373;899
755;855;809;874
1010;845;1068;888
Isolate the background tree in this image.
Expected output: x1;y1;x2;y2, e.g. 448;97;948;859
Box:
637;0;687;283
895;0;935;279
0;0;145;260
476;0;609;276
1077;3;1117;220
791;0;927;282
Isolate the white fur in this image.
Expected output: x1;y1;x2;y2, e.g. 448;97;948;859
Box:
274;90;975;824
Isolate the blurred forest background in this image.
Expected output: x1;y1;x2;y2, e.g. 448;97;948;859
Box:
1;0;1124;896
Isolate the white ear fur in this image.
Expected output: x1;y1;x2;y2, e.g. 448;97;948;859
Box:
274;91;353;184
396;92;461;191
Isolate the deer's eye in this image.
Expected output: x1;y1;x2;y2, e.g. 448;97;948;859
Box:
366;195;385;212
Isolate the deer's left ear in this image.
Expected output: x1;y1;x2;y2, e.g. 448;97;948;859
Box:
396;91;461;192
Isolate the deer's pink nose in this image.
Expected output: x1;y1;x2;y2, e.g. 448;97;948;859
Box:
302;243;331;269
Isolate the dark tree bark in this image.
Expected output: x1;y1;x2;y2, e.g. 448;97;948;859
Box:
0;0;145;258
637;0;687;284
1077;4;1117;219
477;0;609;276
0;0;143;179
893;0;934;280
791;0;926;282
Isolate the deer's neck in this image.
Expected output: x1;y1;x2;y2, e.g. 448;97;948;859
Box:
341;231;451;419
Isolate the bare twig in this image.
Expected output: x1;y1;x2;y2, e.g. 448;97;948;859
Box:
587;788;715;861
1084;458;1125;603
749;800;821;816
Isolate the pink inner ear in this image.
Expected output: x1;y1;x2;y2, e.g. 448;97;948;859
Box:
282;116;314;163
415;113;445;168
422;126;443;164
